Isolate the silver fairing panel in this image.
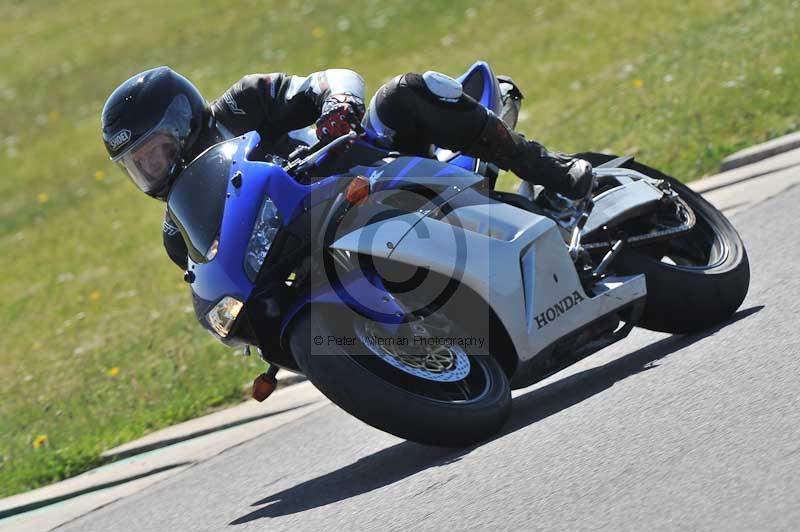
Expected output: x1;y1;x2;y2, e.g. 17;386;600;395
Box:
331;188;646;367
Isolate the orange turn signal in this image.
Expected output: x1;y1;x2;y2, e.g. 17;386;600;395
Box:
345;175;370;205
252;372;277;402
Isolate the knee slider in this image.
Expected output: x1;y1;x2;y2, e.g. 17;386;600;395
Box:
421;71;463;103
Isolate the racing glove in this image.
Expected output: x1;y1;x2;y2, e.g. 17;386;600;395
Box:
315;94;365;142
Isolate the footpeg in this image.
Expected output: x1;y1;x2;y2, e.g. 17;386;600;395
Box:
252;366;279;402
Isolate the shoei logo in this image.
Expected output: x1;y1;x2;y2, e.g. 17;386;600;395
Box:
109;129;131;151
534;291;585;329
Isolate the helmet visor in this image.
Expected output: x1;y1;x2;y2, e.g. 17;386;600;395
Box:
113;94;193;197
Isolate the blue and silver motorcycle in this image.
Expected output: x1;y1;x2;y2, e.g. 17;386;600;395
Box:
167;62;749;445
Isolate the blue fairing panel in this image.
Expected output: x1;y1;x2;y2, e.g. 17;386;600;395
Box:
187;133;346;320
279;268;405;339
457;60;502;114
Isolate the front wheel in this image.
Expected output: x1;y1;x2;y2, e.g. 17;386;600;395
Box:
289;310;512;446
579;153;750;334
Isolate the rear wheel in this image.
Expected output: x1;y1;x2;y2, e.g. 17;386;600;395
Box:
577;153;750;334
289;310;511;446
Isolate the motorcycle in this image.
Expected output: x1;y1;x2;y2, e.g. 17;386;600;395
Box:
167;61;749;446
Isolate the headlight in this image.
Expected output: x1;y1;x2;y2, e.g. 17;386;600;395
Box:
206;296;244;338
244;196;281;281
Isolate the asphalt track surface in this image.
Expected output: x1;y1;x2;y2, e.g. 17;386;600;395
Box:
62;184;800;531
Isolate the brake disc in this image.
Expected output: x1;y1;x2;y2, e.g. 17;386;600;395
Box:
356;322;471;383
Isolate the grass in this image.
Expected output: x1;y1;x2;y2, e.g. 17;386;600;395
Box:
0;0;798;497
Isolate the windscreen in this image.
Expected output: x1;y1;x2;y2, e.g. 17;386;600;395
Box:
167;140;238;263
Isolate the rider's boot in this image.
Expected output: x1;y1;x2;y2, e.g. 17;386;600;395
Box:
464;112;593;200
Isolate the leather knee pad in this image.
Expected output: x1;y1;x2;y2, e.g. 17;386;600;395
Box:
365;72;487;154
401;72;476;111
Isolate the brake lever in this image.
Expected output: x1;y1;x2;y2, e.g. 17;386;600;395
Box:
285;131;359;176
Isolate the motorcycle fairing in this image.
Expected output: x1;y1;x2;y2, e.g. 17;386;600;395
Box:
328;183;647;366
279;154;484;339
182;133;357;337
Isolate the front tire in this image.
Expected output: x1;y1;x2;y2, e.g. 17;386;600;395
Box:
578;153;750;334
289;310;512;446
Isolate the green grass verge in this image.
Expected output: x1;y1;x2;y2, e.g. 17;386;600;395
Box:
0;0;797;497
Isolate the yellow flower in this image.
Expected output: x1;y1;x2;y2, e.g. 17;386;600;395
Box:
37;193;49;204
94;170;106;181
107;367;120;377
632;78;644;89
311;27;325;39
89;291;102;301
32;434;48;449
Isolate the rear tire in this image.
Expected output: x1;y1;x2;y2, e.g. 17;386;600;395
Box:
577;153;750;334
289;310;512;446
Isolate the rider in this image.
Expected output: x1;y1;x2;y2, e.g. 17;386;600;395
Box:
101;66;594;270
